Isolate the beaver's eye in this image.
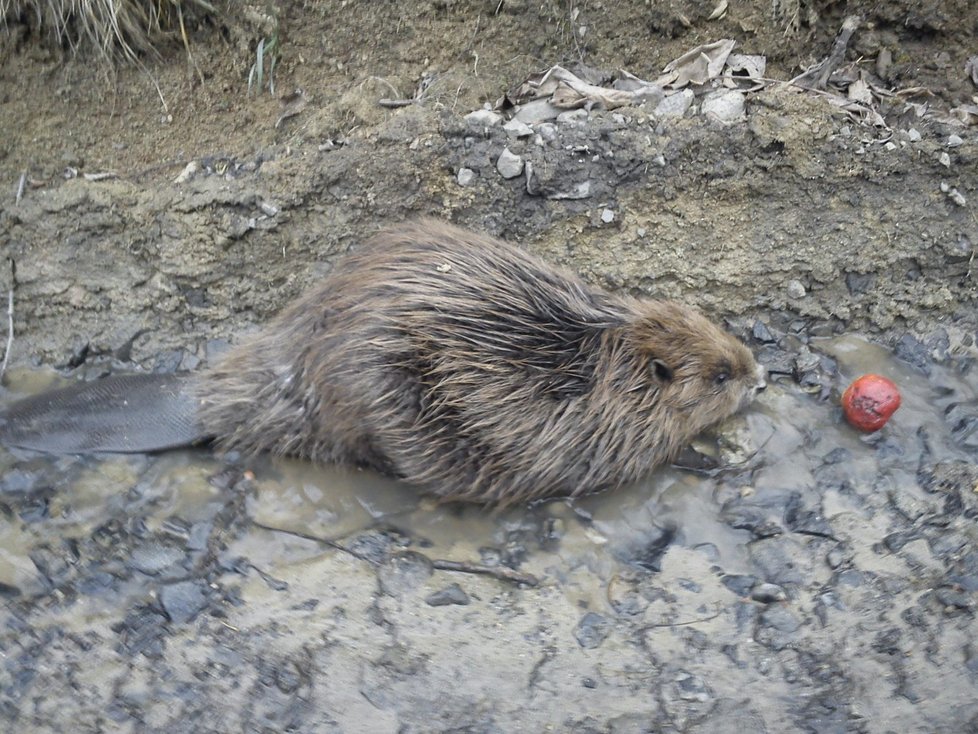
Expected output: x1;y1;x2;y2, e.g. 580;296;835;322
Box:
714;371;730;386
650;358;674;382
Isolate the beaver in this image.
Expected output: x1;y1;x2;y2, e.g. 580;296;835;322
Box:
1;219;765;505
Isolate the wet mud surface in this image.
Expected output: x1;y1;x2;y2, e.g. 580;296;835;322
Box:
2;0;978;731
2;334;977;732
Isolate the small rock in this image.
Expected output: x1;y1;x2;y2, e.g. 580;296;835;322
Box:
456;167;476;186
759;605;800;633
535;122;557;142
751;582;788;604
600;208;615;224
503;118;533;137
496;148;524;179
464;108;502;127
721;574;757;597
947;134;964;147
885;141;897;151
654;89;694;119
130;544;185;575
786;279;806;299
907;127;921;142
425;584;470;607
701;90;746;124
514;99;561;124
939;151;951;168
556;108;589;124
936;587;973;611
752;320;775;343
574;612;611;649
159;580;209;624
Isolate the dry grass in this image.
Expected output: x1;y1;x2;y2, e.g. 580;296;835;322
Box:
0;0;217;60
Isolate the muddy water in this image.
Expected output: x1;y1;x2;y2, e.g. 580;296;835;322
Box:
1;335;976;731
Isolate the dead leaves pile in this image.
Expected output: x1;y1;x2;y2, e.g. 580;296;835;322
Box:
495;16;977;133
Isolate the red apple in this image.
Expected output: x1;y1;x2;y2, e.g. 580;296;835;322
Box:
842;374;901;432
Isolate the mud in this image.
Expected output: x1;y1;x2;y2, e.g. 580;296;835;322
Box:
1;0;978;731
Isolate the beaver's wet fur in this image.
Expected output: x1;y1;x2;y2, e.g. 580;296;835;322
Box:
197;220;764;505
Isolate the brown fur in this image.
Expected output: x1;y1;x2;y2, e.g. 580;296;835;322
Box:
196;220;764;505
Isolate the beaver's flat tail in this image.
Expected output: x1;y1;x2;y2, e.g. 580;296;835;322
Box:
0;373;206;454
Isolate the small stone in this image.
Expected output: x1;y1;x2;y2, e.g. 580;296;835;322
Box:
503;118;534;137
786;279;806;299
556;108;589;124
722;574;757;597
130;544;185;575
907;128;921;142
939;151;951;168
752;320;775;343
701;90;746;124
456;167;475;186
464;109;502;127
496;148;524;179
759;605;800;633
654;89;694;119
885;141;897;151
159;580;209;624
425;584;470;607
600;208;615;224
536;123;557;142
636;227;647;237
574;612;611;649
514;99;562;124
751;583;788;603
947;134;964;147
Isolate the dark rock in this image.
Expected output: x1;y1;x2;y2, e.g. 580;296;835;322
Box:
722;574;757;597
159;580;209;624
760;606;801;633
751;583;788;603
720;502;783;538
752;320;776;343
130;543;186;575
574;612;611;649
935;587;973;611
425;584;470;607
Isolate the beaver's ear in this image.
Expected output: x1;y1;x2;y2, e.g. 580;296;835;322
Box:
649;358;674;382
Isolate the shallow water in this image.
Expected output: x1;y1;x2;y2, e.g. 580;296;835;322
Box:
1;334;977;731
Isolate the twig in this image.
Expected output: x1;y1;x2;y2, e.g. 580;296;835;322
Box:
431;559;540;587
252;520;539;586
791;15;861;90
1;281;13;383
15;170;26;204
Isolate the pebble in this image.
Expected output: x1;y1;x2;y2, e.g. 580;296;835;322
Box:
556;108;589;124
130;544;185;575
600;208;615;224
464;109;502;127
786;279;807;299
456;167;475;186
496;148;524;179
159;580;209;624
701;90;746;124
535;122;557;143
503;118;534;137
759;605;800;633
654;89;694;119
574;612;611;649
425;584;470;607
751;583;788;604
907;128;921;142
947;134;964;147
